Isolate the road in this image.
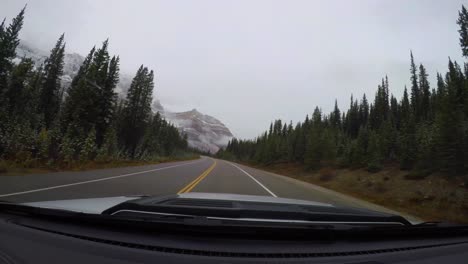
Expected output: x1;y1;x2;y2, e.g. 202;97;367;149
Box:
0;157;417;221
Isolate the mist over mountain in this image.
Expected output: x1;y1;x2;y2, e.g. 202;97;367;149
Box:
152;101;233;153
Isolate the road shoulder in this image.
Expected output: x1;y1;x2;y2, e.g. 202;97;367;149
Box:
229;160;422;223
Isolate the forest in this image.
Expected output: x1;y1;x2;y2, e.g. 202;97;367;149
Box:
0;7;189;170
218;6;468;177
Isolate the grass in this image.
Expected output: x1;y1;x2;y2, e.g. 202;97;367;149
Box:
0;154;200;176
244;162;468;224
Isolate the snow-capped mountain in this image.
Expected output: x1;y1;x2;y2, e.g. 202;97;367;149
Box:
15;42;233;152
153;101;233;153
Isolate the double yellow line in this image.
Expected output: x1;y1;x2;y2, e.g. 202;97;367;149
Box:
177;160;217;194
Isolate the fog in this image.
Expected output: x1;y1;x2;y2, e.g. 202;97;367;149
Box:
1;0;465;138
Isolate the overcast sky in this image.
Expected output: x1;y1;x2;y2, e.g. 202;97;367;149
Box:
1;0;466;138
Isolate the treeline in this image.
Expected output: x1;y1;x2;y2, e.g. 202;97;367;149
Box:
0;7;188;168
218;6;468;176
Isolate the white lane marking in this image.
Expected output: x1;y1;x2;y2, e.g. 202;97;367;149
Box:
228;162;277;197
0;159;204;198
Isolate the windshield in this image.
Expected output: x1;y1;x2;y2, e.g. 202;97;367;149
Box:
0;0;467;228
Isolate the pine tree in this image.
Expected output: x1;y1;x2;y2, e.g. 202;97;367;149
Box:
400;87;411;123
346;95;360;137
25;64;44;128
330;99;341;128
39;34;65;128
347;126;368;168
370;78;390;129
418;64;431;121
390;95;399;128
415;122;435;171
367;130;383;172
0;7;25;104
436;72;446;111
96;55;119;146
218;5;468;176
435;58;466;173
61;40;118;145
61;72;99;136
71;46;95;87
398;87;416;169
120;65;154;157
457;5;468;57
5;58;34;116
410;51;420;120
304;127;322;169
359;94;369;126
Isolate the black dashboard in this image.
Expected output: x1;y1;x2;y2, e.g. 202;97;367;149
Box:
1;211;467;264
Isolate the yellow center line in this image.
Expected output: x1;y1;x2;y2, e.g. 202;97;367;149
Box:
177;160;217;194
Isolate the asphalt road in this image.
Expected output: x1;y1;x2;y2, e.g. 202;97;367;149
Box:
0;157;417;220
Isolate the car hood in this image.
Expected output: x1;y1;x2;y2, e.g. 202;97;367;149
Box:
23;196;142;214
22;193;333;214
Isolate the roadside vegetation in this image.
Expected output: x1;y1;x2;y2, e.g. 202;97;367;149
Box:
217;6;468;221
0;7;194;174
249;163;468;223
0;153;199;176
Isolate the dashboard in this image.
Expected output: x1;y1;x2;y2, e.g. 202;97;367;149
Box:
0;212;467;264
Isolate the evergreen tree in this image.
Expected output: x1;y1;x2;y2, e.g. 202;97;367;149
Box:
390;95;399;128
367;130;383;172
418;64;431;121
61;40;119;145
5;57;34;116
0;7;189;166
346;95;360;137
330;99;341;128
120;65;154;157
435;72;446;112
218;5;468;177
457;5;468;57
359;94;369;126
400;87;411;123
96;55;119;146
39;34;65;128
0;7;25;104
410;51;420;119
435;58;466;173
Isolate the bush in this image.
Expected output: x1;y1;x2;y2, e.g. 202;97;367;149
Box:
404;169;432;180
21;158;37;168
0;160;8;173
336;157;349;168
367;160;383;173
14;150;32;163
319;168;336;181
37;128;50;160
80;128;97;162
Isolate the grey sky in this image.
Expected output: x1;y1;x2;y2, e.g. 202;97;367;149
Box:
1;0;465;139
